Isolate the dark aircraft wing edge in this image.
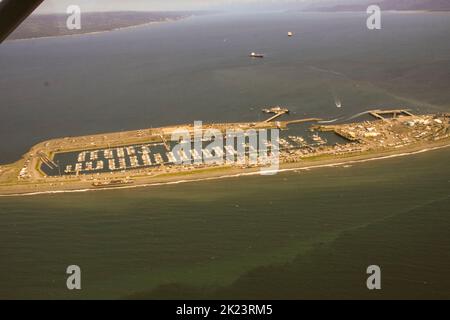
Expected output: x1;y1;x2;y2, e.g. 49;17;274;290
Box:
0;0;45;43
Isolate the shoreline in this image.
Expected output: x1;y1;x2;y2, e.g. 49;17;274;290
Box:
303;10;450;14
5;16;191;43
1;140;449;198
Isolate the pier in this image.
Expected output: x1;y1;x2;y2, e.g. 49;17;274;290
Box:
38;152;58;170
262;106;290;123
283;118;322;126
159;134;170;152
369;109;414;121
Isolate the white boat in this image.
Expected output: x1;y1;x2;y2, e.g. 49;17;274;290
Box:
166;152;176;163
108;159;116;170
95;160;104;170
249;52;264;58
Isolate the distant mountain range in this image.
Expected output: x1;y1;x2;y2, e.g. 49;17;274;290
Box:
311;0;450;12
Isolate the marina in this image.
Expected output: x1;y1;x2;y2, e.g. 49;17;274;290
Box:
32;108;449;180
0;106;449;195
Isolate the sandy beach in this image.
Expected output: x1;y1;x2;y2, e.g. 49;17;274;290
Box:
1;137;449;197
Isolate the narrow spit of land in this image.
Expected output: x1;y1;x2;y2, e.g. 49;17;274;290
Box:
0;109;449;196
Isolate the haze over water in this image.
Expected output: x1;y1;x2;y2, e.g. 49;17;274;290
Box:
0;12;449;299
1;11;450;163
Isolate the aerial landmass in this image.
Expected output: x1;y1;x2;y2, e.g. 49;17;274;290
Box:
0;108;449;196
6;11;197;41
308;0;450;12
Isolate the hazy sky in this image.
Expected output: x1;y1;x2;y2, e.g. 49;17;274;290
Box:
34;0;339;13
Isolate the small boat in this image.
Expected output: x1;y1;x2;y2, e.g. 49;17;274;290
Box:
288;32;294;37
249;52;264;58
312;133;327;145
312;133;321;142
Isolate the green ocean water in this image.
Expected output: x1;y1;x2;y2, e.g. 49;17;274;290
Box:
1;147;449;299
0;12;450;299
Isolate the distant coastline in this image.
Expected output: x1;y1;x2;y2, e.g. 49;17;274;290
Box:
305;0;450;13
303;10;445;14
6;11;203;41
7;19;180;43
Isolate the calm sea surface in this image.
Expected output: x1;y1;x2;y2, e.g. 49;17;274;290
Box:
0;12;449;299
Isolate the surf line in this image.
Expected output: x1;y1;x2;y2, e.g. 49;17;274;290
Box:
1;143;450;198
